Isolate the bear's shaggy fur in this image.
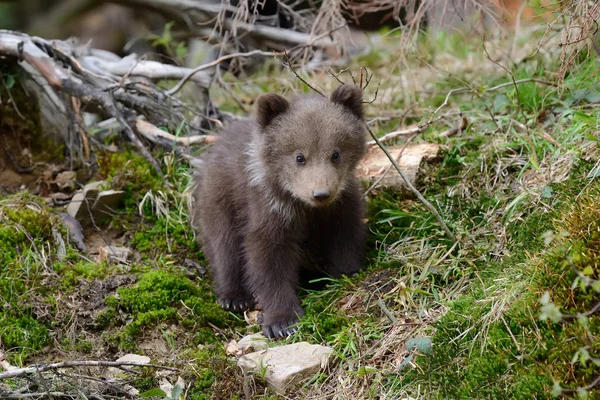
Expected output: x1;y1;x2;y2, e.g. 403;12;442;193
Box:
192;84;367;338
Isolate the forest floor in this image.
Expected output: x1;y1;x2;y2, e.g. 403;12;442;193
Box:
1;26;599;399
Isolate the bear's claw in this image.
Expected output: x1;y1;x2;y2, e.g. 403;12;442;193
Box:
218;297;255;312
262;317;300;339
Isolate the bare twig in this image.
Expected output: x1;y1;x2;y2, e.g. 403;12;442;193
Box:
366;125;457;243
366;124;429;146
439;115;470;138
283;49;325;97
482;36;529;126
377;299;399;325
167;49;279;96
0;360;177;380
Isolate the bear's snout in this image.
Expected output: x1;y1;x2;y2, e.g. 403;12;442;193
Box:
312;188;331;202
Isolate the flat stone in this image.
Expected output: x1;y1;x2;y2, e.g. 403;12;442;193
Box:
238;342;333;393
93;189;125;218
238;333;269;354
106;353;150;377
66;189;100;224
116;353;150;364
98;246;131;264
65;181;124;226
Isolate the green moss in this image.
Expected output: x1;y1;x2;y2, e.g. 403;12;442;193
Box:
55;261;111;289
186;344;246;400
0;314;50;364
97;269;230;351
130;215;200;259
97;150;164;207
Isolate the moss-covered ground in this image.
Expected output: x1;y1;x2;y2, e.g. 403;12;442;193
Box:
1;24;599;399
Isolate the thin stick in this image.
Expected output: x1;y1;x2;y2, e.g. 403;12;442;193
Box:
0;360;177;380
366;124;427;146
366;125;457;243
376;299;398;325
167;49;280;96
283;49;325;97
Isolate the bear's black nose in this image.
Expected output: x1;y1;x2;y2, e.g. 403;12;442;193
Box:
312;189;331;202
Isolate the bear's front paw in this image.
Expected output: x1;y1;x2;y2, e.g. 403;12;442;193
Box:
217;297;256;312
261;308;304;339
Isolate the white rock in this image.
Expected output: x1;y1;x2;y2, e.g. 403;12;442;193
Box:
106;353;150;377
238;342;333;393
116;353;150;364
237;333;269;354
98;245;131;264
93;189;125;217
159;376;185;399
65;181;124;226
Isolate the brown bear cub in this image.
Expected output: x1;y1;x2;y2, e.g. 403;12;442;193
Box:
192;84;367;338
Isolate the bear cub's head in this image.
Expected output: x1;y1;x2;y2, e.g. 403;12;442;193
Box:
252;84;367;208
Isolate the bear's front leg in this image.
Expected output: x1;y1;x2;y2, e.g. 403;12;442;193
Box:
324;183;367;277
243;229;304;339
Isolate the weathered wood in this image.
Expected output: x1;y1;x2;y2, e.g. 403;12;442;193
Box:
357;143;440;191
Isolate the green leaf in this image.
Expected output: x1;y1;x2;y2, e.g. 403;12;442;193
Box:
170;384;183;399
5;74;15;89
551;382;563;397
541;186;553;199
406;336;433;355
540;301;563;323
398;354;414;371
577;388;589;399
588;167;600;179
140;388;167;398
493;94;511;113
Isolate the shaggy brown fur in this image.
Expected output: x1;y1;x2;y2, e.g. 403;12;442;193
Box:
192;84;367;338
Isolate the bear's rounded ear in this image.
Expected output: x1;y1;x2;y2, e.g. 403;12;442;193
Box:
330;84;363;119
256;93;290;129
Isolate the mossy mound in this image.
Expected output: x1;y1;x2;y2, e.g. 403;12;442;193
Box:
97;269;232;351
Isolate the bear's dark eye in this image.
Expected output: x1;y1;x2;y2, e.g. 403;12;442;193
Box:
331;151;340;162
296;154;306;165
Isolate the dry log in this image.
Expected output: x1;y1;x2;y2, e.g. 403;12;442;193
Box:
109;0;337;50
357;143;440;192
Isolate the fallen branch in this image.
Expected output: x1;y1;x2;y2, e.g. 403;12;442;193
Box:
81;51;212;88
0;30;229;177
0;360;177;380
110;0;338;49
362;133;418;197
376;299;399;325
135;120;217;147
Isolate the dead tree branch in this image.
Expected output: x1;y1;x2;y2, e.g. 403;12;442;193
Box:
0;360;177;380
0;30;223;177
135;119;217;147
